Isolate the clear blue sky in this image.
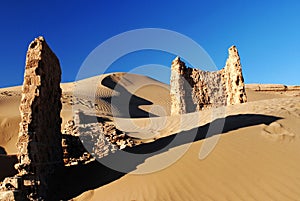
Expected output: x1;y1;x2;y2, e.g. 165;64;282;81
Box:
0;0;299;87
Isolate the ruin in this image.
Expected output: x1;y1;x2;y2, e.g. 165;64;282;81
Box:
170;45;247;115
0;38;248;200
0;37;63;200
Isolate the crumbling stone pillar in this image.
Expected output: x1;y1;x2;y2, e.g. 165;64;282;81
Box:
170;45;247;115
170;57;187;115
15;36;63;200
223;46;247;105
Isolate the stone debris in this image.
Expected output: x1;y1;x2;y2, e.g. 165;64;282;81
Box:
98;121;135;149
62;120;79;135
76;116;135;160
170;45;247;115
61;135;93;166
67;109;136;161
0;190;18;201
62;120;94;166
61;93;75;105
0;177;21;191
61;115;135;165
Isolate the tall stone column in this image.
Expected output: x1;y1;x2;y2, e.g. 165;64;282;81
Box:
170;57;187;115
15;36;63;200
223;46;247;105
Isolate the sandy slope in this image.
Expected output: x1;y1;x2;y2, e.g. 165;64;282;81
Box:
0;73;299;200
0;86;21;154
73;97;300;201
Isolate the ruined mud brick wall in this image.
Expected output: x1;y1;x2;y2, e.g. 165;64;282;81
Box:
70;110;135;162
15;37;63;199
170;46;247;115
61;117;133;167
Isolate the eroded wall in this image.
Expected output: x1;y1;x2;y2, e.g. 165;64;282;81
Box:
170;46;247;115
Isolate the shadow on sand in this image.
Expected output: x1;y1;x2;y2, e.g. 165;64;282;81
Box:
100;74;158;118
56;113;281;200
0;151;18;181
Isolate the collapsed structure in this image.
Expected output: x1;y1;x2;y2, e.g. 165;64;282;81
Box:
0;38;248;200
170;45;247;115
0;37;63;200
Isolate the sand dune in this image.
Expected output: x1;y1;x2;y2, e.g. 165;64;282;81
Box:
0;86;21;154
73;97;300;201
0;73;299;200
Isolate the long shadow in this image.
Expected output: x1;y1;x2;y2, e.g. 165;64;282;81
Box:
100;74;157;118
0;146;18;181
76;110;111;124
56;114;281;200
0;154;18;181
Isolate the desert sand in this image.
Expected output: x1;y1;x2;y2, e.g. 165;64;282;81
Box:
1;73;300;200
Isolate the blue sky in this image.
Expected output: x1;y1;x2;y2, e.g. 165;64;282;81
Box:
0;0;299;87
